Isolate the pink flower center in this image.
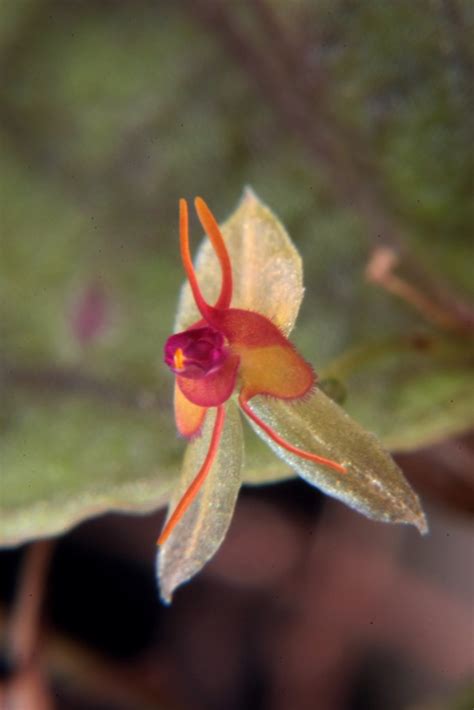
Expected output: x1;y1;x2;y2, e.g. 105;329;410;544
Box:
164;327;228;379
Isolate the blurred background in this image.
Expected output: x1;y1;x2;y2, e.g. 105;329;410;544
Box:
0;1;473;708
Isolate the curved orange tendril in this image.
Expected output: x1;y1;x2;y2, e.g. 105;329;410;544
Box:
194;197;233;310
157;405;226;545
239;394;347;475
179;197;233;322
179;198;213;321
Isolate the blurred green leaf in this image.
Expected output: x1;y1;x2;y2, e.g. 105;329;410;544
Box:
321;335;474;452
0;388;181;545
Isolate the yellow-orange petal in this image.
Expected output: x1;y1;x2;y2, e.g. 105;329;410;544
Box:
237;341;314;401
211;308;315;401
174;382;208;438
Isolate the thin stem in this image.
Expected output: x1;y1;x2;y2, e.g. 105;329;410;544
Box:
158;405;226;545
7;540;54;668
239;394;347;475
366;246;474;333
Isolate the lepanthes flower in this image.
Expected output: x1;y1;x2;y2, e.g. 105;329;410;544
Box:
157;189;427;603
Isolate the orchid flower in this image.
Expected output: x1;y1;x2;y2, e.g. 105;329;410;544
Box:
157;189;427;602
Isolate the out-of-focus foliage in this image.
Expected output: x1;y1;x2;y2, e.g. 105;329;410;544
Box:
1;0;473;544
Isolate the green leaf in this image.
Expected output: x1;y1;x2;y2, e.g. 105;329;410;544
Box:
157;402;243;603
0;388;180;546
244;390;427;533
175;188;304;337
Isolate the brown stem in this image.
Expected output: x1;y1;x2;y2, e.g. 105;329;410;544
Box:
7;541;54;668
0;599;171;709
0;542;55;710
366;246;474;334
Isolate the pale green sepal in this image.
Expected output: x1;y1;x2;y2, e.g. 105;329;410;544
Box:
244;390;428;534
157;401;244;603
175;187;304;337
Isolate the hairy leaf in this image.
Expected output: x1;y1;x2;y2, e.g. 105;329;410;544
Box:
158;401;244;603
0;390;179;545
244;390;428;533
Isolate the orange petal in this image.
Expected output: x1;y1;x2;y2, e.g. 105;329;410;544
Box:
174;382;208;438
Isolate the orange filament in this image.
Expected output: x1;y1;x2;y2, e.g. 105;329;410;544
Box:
179;198;214;322
179;198;234;324
173;347;185;371
157;405;226;545
195;197;233;310
239;394;347;475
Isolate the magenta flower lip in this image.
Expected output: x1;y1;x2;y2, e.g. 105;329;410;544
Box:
164;326;228;379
